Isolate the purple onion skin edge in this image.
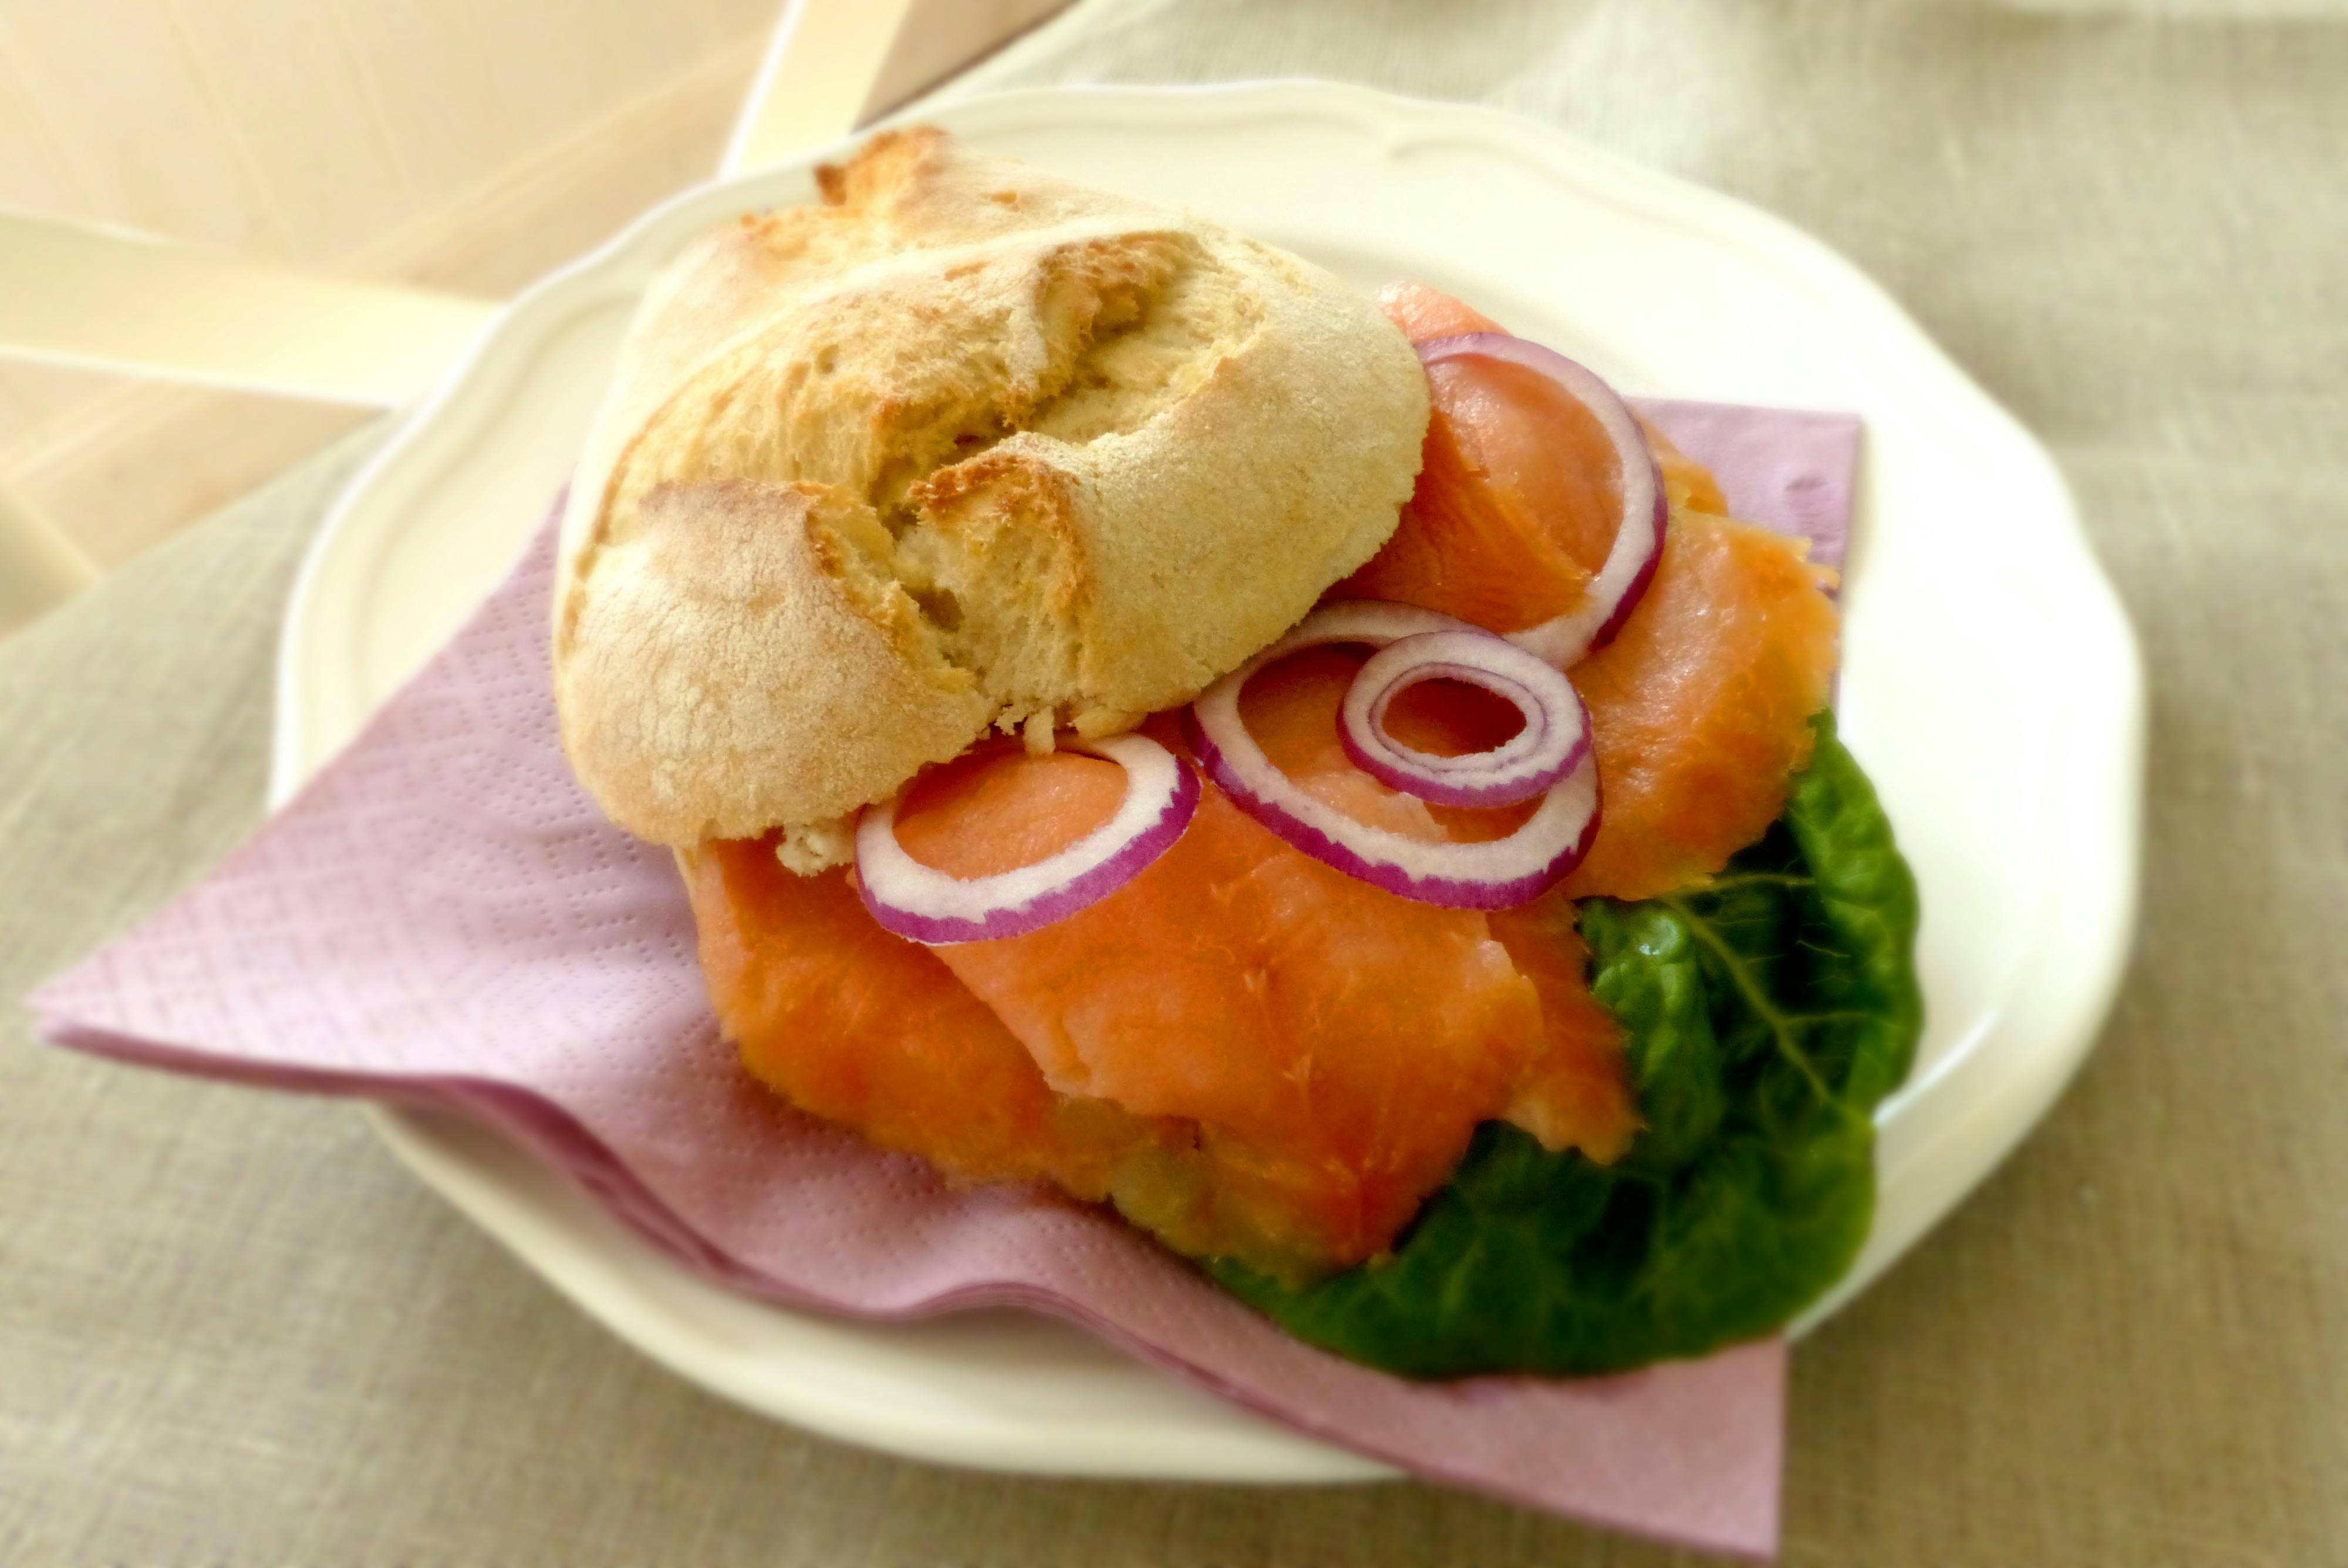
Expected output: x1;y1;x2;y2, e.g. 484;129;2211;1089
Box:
854;756;1202;946
1181;710;1600;911
1584;468;1671;654
1337;721;1570;810
1336;648;1593;810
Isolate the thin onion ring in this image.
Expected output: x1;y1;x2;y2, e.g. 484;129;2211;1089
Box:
854;734;1199;944
1339;630;1592;809
1415;332;1667;667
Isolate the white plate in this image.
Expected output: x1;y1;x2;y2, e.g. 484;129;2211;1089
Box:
271;82;2143;1482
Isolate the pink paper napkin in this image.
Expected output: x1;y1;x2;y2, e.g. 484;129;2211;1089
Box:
33;400;1858;1562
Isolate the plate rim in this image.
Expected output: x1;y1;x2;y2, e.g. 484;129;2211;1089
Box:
271;78;2145;1481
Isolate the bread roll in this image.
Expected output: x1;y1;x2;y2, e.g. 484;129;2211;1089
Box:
555;127;1429;857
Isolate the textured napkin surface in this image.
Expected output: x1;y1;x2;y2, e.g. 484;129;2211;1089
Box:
33;398;1856;1561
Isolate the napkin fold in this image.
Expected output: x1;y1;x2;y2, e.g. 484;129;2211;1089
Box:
33;399;1858;1562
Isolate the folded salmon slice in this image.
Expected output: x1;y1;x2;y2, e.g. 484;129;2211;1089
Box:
1349;282;1840;901
1560;510;1840;899
893;660;1631;1273
1367;283;1728;525
689;683;1633;1278
1230;650;1636;1167
682;841;1174;1198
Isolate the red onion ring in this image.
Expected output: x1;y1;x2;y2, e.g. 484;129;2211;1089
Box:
1183;605;1602;910
854;734;1199;944
1416;333;1667;667
1338;630;1592;809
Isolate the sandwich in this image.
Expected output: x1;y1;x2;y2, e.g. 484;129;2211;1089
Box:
554;127;1922;1377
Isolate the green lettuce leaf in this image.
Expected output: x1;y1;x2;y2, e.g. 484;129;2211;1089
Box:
1210;714;1924;1378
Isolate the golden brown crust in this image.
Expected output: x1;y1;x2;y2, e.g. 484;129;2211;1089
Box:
559;479;991;842
556;127;1428;849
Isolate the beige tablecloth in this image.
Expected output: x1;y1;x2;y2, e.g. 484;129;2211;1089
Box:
6;3;2344;1563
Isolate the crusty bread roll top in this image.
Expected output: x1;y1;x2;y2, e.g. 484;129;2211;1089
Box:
555;128;1429;864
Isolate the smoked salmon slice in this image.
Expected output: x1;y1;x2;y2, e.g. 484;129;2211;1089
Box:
895;663;1633;1275
691;700;1635;1279
1558;512;1839;900
1352;282;1839;901
1371;282;1738;587
683;839;1172;1197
